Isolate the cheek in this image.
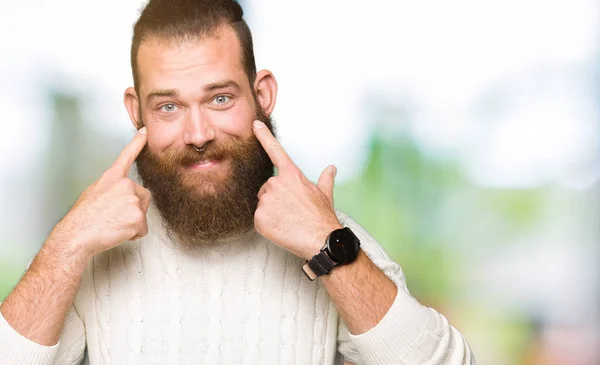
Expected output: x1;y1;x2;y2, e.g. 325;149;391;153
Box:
146;123;181;153
211;101;256;138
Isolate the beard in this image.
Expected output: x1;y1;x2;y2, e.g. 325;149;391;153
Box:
135;105;274;246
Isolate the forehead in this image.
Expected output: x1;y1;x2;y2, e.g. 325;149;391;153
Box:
136;26;247;96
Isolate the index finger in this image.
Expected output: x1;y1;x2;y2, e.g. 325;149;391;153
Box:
109;127;148;178
252;120;294;169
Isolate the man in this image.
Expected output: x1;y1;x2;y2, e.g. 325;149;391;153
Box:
0;0;474;364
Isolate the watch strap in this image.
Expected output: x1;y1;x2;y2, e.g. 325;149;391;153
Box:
302;250;337;281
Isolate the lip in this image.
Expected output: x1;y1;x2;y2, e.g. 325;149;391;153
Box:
187;160;220;170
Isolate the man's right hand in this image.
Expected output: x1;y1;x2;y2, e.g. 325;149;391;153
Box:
0;127;152;348
48;127;151;258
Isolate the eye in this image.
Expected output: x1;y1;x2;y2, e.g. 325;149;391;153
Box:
159;103;178;112
212;95;231;105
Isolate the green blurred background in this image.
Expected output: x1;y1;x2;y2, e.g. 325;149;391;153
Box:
1;1;599;364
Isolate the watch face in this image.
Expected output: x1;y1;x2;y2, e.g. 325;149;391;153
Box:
327;228;360;263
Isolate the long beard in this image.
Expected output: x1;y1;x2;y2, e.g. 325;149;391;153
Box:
135;108;274;246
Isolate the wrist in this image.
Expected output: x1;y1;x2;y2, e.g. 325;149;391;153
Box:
302;225;362;281
305;223;344;261
43;228;93;275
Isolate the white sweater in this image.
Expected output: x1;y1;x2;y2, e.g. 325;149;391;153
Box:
0;207;474;364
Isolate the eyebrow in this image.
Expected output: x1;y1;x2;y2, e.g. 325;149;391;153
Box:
145;80;242;106
204;80;241;92
146;89;178;105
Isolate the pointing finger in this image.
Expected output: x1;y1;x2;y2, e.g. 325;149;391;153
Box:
108;127;148;179
252;120;294;170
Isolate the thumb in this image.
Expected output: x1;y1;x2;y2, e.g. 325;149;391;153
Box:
317;165;337;203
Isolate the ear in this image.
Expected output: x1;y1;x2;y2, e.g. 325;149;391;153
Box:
124;87;143;129
253;69;278;116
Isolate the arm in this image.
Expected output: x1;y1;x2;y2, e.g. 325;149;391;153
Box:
0;128;151;362
332;214;474;365
321;249;397;335
1;236;90;346
0;244;88;364
252;121;474;365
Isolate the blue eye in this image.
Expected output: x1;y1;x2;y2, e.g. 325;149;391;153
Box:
213;95;230;104
160;103;177;112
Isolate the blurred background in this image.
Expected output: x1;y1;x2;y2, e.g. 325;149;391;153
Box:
1;0;599;363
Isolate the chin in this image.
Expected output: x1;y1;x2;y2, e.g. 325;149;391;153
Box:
182;173;230;196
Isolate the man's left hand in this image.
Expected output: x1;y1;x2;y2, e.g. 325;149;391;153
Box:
252;120;343;260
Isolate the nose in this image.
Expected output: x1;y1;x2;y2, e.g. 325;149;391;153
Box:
182;107;216;147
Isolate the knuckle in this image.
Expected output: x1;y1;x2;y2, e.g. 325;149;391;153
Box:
290;168;303;180
125;179;136;190
139;224;149;237
128;229;138;239
131;209;145;222
267;176;279;188
262;192;275;204
127;194;141;205
115;178;130;190
268;142;281;152
257;192;270;205
254;208;264;221
117;178;133;189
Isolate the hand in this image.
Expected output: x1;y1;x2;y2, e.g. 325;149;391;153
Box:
48;127;151;258
252;120;343;260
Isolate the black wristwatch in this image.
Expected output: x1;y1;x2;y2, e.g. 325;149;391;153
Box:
302;227;361;281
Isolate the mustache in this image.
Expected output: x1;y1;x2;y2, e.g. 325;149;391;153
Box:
150;137;250;168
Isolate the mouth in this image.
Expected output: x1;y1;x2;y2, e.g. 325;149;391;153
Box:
187;159;220;170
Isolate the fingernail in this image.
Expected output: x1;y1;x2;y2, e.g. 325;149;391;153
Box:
332;165;337;177
139;127;147;134
253;120;264;129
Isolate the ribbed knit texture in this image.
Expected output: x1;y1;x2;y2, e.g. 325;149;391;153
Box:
0;313;59;363
71;207;337;364
0;205;475;365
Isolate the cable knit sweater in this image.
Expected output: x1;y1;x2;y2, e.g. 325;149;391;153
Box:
0;207;474;364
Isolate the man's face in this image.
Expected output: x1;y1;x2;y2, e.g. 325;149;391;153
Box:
137;26;260;187
130;26;275;245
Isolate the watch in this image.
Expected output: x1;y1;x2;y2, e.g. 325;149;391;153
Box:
302;227;361;281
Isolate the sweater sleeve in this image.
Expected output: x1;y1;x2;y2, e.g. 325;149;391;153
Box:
0;307;59;364
335;212;475;365
0;259;87;365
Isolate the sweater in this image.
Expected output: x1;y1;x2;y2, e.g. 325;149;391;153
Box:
0;206;474;364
